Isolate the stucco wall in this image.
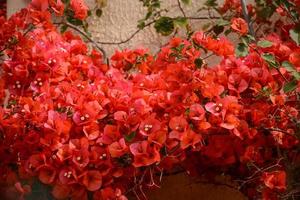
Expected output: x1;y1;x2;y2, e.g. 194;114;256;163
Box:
8;0;223;56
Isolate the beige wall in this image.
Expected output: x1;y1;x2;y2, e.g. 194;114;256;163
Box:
8;0;223;56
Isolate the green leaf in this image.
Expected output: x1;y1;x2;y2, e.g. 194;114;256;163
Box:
283;80;298;93
262;53;278;68
282;61;300;80
194;58;203;68
235;43;249;57
60;24;68;33
282;61;295;72
257;40;273;48
289;28;300;45
154;17;175;36
145;11;153;20
181;0;191;5
174;17;188;27
185;108;190;115
213;25;224;35
66;16;83;26
87;10;92;17
224;29;232;36
241;35;255;45
62;0;70;4
137;20;145;29
124;132;136;142
205;0;217;7
96;9;103;17
216;19;230;26
292;71;300;80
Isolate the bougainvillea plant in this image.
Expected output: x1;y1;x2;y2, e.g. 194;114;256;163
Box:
0;0;300;200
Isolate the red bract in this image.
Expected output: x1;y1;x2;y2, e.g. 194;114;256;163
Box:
231;17;249;35
130;141;161;167
80;170;102;191
70;0;89;20
262;171;287;191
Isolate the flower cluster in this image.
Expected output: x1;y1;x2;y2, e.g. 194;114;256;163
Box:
0;1;299;200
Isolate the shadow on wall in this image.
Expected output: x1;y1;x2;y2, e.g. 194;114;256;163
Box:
129;173;247;200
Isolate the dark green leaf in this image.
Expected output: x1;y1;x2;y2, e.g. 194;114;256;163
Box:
87;10;92;16
124;132;136;142
262;53;278;68
235;43;249;57
205;0;217;7
137;20;145;29
62;0;70;4
181;0;191;5
216;19;230;26
172;43;185;52
213;25;224;35
283;61;300;80
145;11;153;20
282;61;295;72
174;17;188;27
152;1;161;8
66;16;83;26
241;35;255;45
96;9;103;17
289;28;300;45
60;24;68;33
257;40;273;48
154;17;175;36
185;108;190;115
292;71;300;80
194;58;203;68
257;6;275;19
224;29;232;36
283;80;297;93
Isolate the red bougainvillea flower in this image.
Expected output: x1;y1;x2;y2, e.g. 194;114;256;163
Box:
96;187;127;200
59;167;78;185
262;171;287;191
52;184;71;199
193;31;234;56
70;0;89;20
289;49;300;69
231;17;248;35
49;0;65;16
30;0;49;11
14;182;31;199
108;138;128;158
79;170;102;191
139;114;162;136
130;141;160;167
38;165;57;184
180;129;203;150
169;115;188;139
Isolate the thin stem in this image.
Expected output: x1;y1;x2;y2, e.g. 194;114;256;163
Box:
187;16;221;20
240;0;255;37
263;127;297;138
61;21;107;60
177;0;186;18
96;21;156;45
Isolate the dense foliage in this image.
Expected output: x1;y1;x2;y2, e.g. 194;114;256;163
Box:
0;0;299;200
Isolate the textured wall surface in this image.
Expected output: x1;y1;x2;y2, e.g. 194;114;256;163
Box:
6;1;247;199
8;0;221;56
85;0;214;56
